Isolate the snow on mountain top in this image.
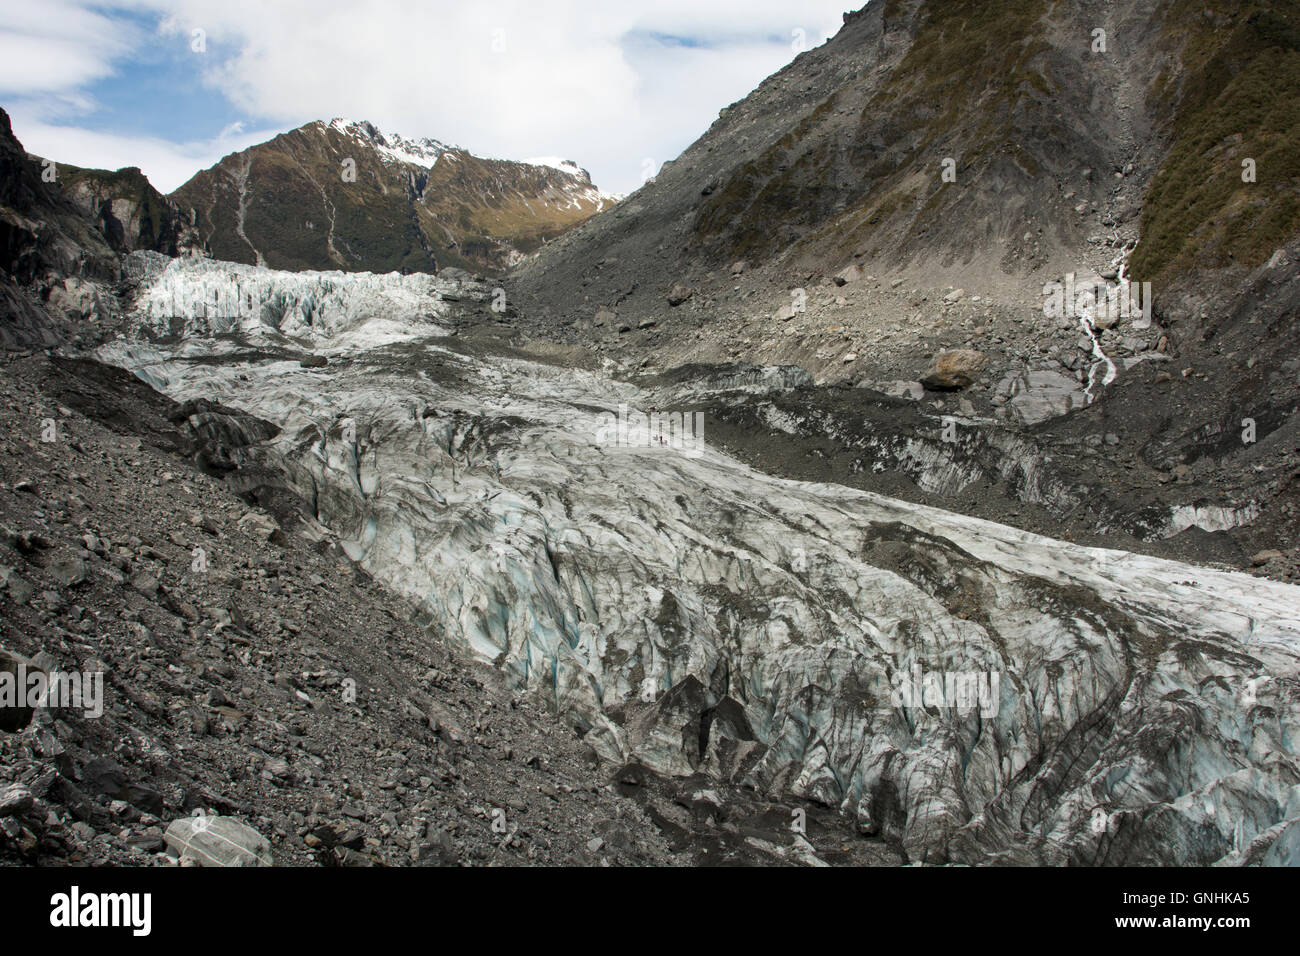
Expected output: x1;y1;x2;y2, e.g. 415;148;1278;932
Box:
523;156;622;205
320;119;619;205
325;117;452;168
525;156;587;177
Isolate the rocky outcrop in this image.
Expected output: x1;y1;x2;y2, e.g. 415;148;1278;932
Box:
60;165;205;257
0;108;120;349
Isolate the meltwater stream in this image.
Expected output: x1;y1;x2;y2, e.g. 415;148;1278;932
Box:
99;258;1300;865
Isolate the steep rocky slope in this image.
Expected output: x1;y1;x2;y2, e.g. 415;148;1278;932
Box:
170;119;616;276
0;110;121;351
0;349;676;866
58;164;205;258
507;0;1300;576
514;0;1298;327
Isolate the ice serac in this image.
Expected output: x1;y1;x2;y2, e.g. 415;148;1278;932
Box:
129;256;453;341
101;259;1300;866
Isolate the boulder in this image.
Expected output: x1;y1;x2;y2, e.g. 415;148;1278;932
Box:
49;553;87;588
0;566;34;606
81;757;165;814
1000;368;1089;425
834;264;862;286
164;815;273;867
666;283;692;306
920;350;988;390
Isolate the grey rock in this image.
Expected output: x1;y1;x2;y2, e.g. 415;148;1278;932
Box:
49;553;87;587
834;264;861;286
129;572;159;598
1000;368;1090;425
164;815;273;867
0;566;35;606
666;283;692;306
0;784;34;817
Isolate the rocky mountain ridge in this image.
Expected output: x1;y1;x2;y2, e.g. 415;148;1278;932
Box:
169;117;617;275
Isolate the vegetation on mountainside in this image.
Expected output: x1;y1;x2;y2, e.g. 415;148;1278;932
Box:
1130;1;1300;281
692;0;1300;283
691;0;1056;266
170;125;607;275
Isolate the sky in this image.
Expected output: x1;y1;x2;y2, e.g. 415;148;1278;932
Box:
0;0;854;195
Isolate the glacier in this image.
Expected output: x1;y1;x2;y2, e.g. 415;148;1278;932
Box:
98;257;1300;865
129;256;455;341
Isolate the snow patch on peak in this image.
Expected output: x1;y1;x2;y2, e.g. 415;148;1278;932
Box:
525;156;588;179
325;117;452;168
524;156;620;208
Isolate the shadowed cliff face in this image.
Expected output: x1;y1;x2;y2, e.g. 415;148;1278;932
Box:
0;109;122;349
58;164;205;258
99;258;1300;866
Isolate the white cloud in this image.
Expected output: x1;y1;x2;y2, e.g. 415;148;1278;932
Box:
0;0;855;194
0;1;139;93
4;110;279;191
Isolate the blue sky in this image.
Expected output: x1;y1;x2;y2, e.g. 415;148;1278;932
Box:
0;0;854;194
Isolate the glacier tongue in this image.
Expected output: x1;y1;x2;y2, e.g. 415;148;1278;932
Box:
100;260;1300;865
129;257;455;340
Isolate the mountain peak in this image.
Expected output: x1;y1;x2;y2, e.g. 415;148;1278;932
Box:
321;117;453;168
168;117;616;274
524;156;588;179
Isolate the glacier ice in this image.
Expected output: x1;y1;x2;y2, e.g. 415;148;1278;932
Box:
129;257;455;341
99;258;1300;865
